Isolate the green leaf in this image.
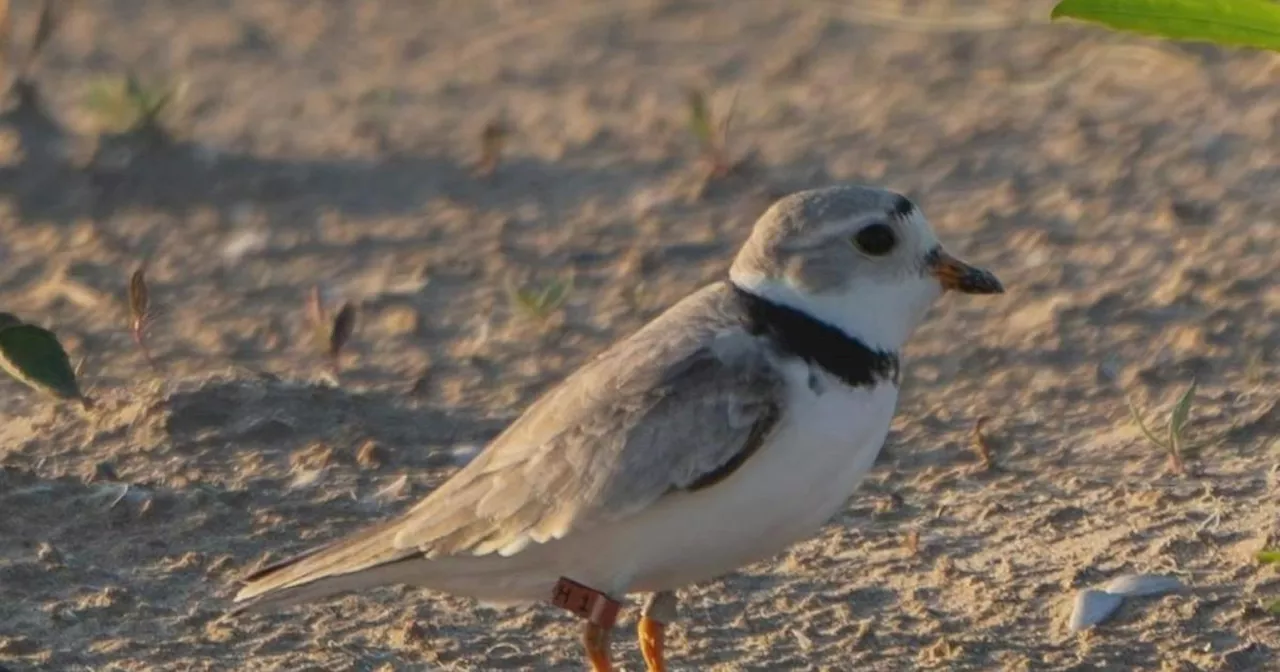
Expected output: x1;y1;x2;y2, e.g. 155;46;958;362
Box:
686;89;716;152
538;278;572;313
1259;548;1280;565
1169;377;1197;448
0;313;23;330
1126;394;1168;449
1266;598;1280;615
0;324;86;404
505;276;572;321
1051;0;1280;53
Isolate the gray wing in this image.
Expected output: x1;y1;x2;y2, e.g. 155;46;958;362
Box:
231;284;783;608
392;287;784;557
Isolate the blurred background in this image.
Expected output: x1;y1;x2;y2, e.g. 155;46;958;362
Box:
0;1;1276;670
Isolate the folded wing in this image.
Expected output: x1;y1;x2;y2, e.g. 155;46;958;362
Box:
232;284;783;609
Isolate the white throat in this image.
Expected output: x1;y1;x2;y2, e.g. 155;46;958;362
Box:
729;270;941;352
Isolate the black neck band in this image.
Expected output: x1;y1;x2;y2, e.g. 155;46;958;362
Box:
731;284;900;388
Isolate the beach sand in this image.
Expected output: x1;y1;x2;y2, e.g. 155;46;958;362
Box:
1;1;1277;669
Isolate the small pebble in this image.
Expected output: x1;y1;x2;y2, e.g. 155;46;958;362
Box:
1167;199;1216;227
289;469;326;489
36;542;63;565
377;306;421;337
393;619;426;648
1095;355;1121;384
356;440;384;469
290;442;333;470
84;461;119;483
221;229;268;263
449;444;481;466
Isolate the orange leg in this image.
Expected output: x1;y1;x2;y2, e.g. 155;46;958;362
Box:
638;616;666;672
583;621;613;672
639;591;677;672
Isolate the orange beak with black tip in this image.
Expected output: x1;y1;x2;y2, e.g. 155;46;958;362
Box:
925;248;1004;295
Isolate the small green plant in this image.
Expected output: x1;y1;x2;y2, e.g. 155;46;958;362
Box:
1253;549;1280;616
1126;378;1198;475
0;314;93;411
304;286;357;378
475;118;509;178
83;71;180;134
359;87;399;107
128;265;155;367
685;87;744;180
1051;0;1280;53
971;416;996;470
505;275;573;323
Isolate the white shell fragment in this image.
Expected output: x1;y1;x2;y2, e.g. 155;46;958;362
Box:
221;229;269;263
1068;573;1185;633
1103;574;1184;598
372;474;410;503
448;443;482;466
1069;589;1125;633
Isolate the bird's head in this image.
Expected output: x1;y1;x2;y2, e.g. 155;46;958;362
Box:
729;185;1004;352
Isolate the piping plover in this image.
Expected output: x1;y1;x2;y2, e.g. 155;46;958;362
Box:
229;185;1004;670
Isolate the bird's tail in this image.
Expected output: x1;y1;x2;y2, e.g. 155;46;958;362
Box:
230;518;420;614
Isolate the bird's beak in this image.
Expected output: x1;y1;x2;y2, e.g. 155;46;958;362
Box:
926;248;1004;295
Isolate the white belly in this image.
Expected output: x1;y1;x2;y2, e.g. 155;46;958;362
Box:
573;361;900;595
415;361;900;603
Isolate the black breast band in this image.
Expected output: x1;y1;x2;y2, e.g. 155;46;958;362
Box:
730;284;900;388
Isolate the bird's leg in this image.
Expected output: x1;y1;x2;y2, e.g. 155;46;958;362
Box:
550;577;622;672
583;620;613;672
639;591;678;672
638;617;664;672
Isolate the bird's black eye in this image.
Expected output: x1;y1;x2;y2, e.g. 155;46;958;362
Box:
853;223;897;256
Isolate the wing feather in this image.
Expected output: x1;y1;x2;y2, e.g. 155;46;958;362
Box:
233;283;784;607
391;283;784;557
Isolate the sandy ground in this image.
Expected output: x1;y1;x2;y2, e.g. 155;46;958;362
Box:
1;0;1278;670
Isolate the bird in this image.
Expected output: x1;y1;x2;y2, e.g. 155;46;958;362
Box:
228;184;1004;671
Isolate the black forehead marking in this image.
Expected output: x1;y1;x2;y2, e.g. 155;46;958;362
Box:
890;194;915;218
